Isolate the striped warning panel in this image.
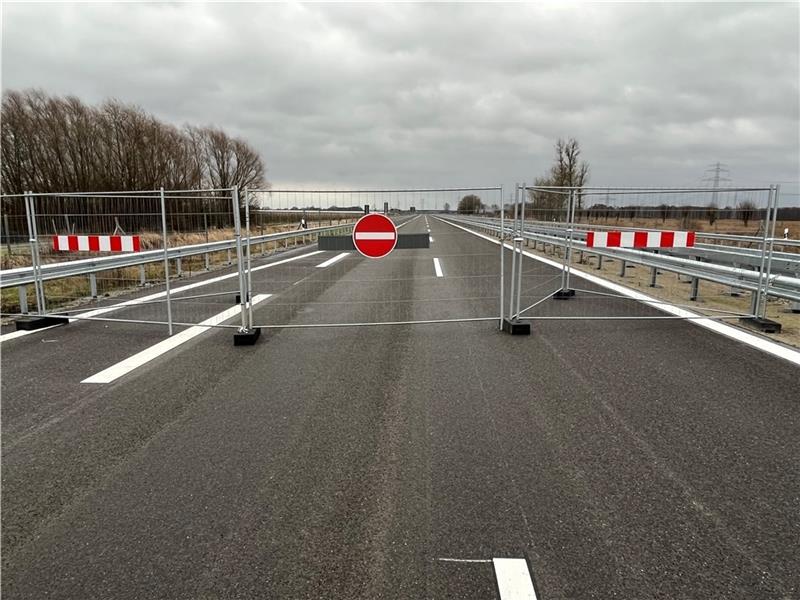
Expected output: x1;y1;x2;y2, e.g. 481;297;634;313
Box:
52;235;141;252
585;230;695;249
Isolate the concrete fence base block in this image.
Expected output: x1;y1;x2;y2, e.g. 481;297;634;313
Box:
502;318;531;335
739;317;782;334
233;328;261;346
15;315;69;331
553;289;576;300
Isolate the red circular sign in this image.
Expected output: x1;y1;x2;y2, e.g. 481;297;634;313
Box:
352;213;398;259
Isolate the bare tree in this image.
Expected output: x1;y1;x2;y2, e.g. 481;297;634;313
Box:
529;138;590;218
737;200;757;227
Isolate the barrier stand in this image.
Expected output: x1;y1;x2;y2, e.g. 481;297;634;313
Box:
740;184;782;333
14;191;68;331
232;186;261;345
502;188;530;335
555;188;577;299
160;187;174;336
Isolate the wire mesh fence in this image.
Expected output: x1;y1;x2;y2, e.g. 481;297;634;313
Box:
244;188;504;328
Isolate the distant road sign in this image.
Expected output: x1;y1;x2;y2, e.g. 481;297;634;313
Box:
352;213;397;259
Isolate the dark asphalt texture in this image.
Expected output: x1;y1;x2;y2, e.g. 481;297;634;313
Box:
1;215;798;599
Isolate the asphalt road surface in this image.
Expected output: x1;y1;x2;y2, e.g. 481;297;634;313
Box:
2;216;798;599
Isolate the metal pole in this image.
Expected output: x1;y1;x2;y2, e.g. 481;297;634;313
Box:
761;184;781;318
232;186;248;331
753;186;774;317
499;185;505;329
26;192;46;314
508;187;519;319
245;187;254;330
515;183;526;317
160;187;173;335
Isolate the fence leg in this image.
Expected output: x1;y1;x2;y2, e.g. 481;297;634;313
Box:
232;186;260;345
159;187;173;336
18;286;28;314
89;273;98;298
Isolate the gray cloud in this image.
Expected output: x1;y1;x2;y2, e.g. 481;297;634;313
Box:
2;2;798;200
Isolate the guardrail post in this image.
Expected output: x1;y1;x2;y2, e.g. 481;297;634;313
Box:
89;273;98;298
618;259;626;277
18;285;28;314
649;266;658;287
690;276;699;301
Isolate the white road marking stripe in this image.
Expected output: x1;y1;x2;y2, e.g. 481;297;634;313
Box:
82;294;271;384
493;558;538;600
316;252;350;268
437;557;493;563
1;250;325;343
429;236;434;243
439;217;800;367
354;232;396;240
433;257;443;277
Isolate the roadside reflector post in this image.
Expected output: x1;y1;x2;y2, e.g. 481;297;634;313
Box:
205;253;211;270
139;265;146;286
176;257;182;277
89;273;98;298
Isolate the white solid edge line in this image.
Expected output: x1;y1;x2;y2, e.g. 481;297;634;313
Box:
438;217;800;367
82;294;271;384
316;252;350;268
430;236;434;243
0;250;325;343
433;257;444;277
493;558;538;600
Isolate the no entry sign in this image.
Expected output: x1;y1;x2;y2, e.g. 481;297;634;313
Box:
352;213;397;259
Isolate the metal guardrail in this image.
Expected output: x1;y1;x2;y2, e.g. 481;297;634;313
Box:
0;222;355;289
442;215;800;304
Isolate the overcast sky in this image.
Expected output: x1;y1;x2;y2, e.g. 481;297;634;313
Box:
2;2;799;202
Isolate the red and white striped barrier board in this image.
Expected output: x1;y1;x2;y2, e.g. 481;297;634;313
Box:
52;235;141;252
585;230;695;249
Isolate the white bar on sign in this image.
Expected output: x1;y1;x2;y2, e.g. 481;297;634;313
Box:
121;237;134;252
593;232;608;247
673;231;688;247
493;558;538;600
646;231;661;247
354;232;396;240
57;235;69;250
77;236;90;251
620;232;635;247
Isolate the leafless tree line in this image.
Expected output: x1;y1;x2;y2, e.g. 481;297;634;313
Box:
1;89;267;195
